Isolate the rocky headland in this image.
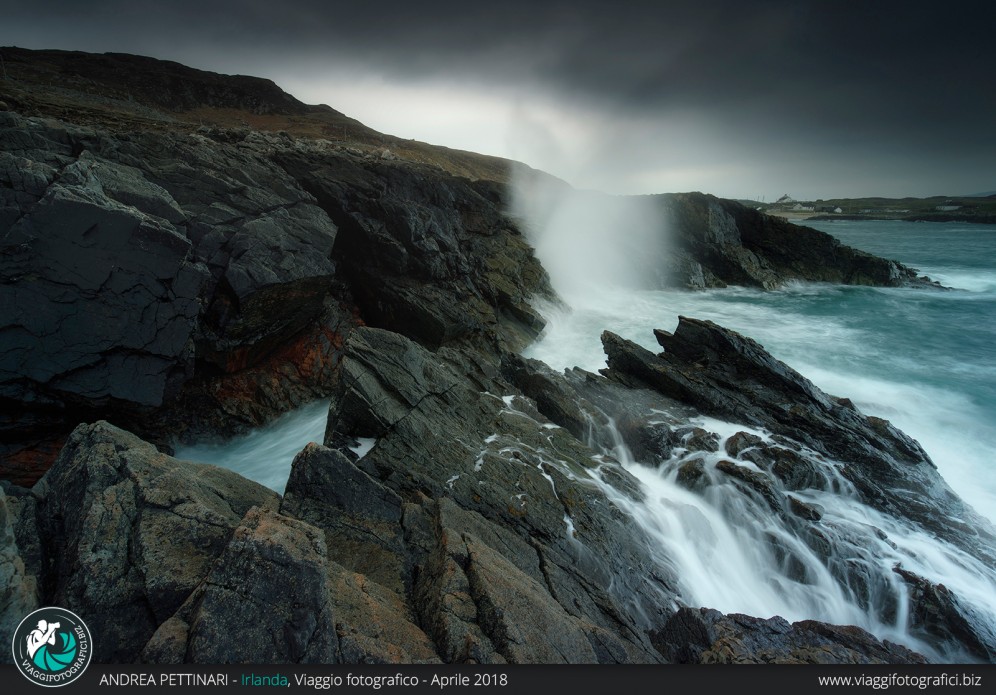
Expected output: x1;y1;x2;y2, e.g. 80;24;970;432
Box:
2;48;993;665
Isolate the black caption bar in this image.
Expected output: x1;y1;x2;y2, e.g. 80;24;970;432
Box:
1;663;991;695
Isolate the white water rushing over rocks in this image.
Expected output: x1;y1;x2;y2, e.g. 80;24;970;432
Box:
177;181;996;661
517;193;996;660
175;399;331;494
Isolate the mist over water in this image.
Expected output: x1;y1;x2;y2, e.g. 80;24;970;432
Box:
509;167;668;305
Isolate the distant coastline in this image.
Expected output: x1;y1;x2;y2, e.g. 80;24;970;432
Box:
806;213;996;224
751;194;996;225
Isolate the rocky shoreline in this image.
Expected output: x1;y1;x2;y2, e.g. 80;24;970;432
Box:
2;49;994;664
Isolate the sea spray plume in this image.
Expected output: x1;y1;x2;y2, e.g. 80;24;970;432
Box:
506;109;669;308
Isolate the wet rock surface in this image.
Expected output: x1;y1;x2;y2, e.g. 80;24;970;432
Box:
601;318;996;563
893;567;996;662
321;327;672;663
6;347;941;665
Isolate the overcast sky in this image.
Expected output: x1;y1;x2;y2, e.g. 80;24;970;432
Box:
3;1;994;199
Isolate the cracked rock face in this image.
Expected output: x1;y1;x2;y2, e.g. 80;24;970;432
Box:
0;147;207;409
144;506;340;664
319;327;672;663
16;421;279;662
1;107;557;483
0;112;339;412
275;152;551;355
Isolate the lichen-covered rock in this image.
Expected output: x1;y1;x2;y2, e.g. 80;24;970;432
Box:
654;607;926;664
144;507;339;664
0;487;39;663
29;421;279;661
281;443;407;594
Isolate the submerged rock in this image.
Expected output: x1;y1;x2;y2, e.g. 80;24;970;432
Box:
894;567;996;662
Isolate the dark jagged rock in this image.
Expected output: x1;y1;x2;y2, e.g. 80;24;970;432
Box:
500;355;594;443
654;607;926;664
2;48;991;667
281;443;408;595
1;96;552;479
894;567;996;662
276;152;550;354
502;354;700;464
505;326;995;660
147;298;355;445
1;125;208;410
660;193;933;290
19;421;279;661
5;340;984;665
787;495;824;521
674;457;708;491
0;49;937;484
0;110;351;474
600;319;996;564
322;327;671;663
714;459;782;511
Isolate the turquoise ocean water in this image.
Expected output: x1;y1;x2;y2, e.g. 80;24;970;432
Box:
527;220;996;523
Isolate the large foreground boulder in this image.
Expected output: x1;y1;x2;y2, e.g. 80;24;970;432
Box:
8;421;279;661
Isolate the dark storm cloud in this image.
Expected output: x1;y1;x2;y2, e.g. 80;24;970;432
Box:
4;1;995;195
